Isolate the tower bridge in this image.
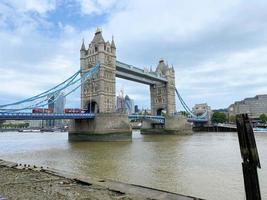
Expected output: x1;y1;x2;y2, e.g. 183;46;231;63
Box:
0;28;208;141
80;28;176;117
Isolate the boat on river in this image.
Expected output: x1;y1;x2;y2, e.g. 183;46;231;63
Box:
18;129;41;133
253;127;267;132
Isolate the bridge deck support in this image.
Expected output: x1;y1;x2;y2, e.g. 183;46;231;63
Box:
141;115;192;135
69;113;132;141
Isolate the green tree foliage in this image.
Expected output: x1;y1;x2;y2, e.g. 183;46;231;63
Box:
180;111;189;117
259;114;267;123
0;122;29;129
211;112;227;123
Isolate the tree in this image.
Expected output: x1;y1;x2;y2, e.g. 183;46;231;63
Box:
259;114;267;123
0;120;4;128
211;112;227;123
180;111;189;117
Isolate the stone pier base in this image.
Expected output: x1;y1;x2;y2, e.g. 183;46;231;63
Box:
69;113;132;141
141;115;193;135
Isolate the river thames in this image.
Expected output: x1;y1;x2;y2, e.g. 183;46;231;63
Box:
0;131;266;200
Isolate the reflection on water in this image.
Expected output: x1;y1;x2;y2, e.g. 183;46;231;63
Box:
0;130;267;200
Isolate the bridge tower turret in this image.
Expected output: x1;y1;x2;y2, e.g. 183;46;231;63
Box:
150;59;176;116
80;28;116;113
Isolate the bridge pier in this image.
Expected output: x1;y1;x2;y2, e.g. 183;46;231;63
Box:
68;113;132;141
141;115;192;135
164;115;192;134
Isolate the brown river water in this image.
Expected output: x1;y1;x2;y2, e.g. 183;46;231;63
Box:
0;131;267;200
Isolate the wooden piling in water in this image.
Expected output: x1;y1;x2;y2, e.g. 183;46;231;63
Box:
236;114;261;200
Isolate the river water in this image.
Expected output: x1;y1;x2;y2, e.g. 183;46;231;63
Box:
0;131;266;200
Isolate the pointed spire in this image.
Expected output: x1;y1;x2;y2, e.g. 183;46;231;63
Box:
92;27;105;44
96;27;102;34
111;35;116;49
80;38;85;51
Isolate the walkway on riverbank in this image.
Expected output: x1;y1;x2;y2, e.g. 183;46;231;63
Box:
0;159;203;200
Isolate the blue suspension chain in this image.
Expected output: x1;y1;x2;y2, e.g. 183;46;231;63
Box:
0;64;100;112
175;87;208;119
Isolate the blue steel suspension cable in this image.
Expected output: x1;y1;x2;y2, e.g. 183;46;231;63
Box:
0;64;100;112
175;88;193;114
0;73;79;111
0;68;96;112
0;69;81;108
1;64;100;112
175;87;208;119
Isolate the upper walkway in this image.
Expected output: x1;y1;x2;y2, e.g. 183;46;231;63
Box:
116;61;167;85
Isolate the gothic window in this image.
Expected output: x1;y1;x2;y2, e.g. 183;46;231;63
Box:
95;46;98;52
157;88;162;96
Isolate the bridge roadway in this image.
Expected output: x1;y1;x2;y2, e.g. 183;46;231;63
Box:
187;117;209;123
0;113;165;124
116;61;167;85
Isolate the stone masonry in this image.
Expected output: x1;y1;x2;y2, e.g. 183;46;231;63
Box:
150;59;176;116
80;28;116;113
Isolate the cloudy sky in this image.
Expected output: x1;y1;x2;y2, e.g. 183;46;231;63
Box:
0;0;267;111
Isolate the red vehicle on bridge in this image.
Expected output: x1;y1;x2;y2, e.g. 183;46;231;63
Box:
32;108;53;113
64;108;83;113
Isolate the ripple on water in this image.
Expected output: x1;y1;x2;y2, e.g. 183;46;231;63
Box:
0;131;266;200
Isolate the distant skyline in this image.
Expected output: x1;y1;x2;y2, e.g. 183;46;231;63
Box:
1;0;267;110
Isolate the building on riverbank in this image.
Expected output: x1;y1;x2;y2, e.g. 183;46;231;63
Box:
228;94;267;119
192;103;212;123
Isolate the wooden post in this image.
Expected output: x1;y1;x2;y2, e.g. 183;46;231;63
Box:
236;114;261;200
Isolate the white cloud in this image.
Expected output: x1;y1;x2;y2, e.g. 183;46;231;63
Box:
176;46;267;108
95;0;267;109
102;0;241;43
1;0;267;111
78;0;124;15
4;0;56;14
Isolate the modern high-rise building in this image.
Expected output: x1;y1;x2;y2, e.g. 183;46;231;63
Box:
47;92;66;127
116;95;125;112
116;94;134;114
125;95;134;114
48;92;66;114
54;93;66;114
134;105;139;113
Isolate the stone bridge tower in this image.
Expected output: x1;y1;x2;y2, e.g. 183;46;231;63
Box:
80;28;116;113
150;59;176;116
